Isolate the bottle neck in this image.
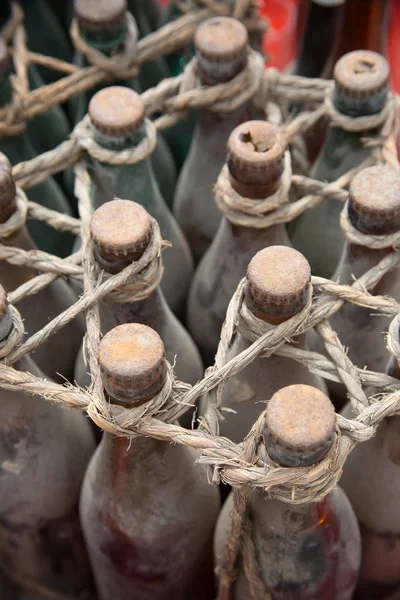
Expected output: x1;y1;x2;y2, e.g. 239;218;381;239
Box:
0;70;15;108
339;242;392;279
79;22;128;53
333;87;388;118
107;288;166;331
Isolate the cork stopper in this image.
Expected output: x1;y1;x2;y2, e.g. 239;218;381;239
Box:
194;17;248;85
0;39;10;74
227;121;286;198
264;384;336;468
246;246;311;324
0;284;12;342
89;86;145;137
99;323;167;406
348;165;400;235
334;51;389;99
0;153;16;224
74;0;127;32
91;199;152;273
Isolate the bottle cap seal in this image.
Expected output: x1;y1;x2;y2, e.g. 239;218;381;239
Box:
334;50;390;99
74;0;127;32
89;86;145;137
0;153;16;224
91;199;151;273
348;165;400;235
246;246;311;323
99;324;167;406
265;384;336;467
227;121;286;191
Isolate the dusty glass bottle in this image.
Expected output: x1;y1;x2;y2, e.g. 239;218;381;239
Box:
188;120;291;366
80;323;220;600
215;384;361;599
317;165;400;408
203;246;328;444
0;286;96;598
291;50;390;278
0;153;84;382
173;17;253;263
74;198;203;390
84;86;193;317
340;344;400;599
0;41;73;257
71;0;177;208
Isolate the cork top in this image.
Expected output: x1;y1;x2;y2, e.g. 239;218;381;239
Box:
334;51;390;98
91;199;151;273
99;324;167;406
0;153;16;224
0;39;10;74
227;121;286;196
89;87;145;137
348;165;400;235
264;384;336;468
246;246;311;324
74;0;127;32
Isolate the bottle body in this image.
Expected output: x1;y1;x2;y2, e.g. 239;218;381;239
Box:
174;105;251;263
205;330;327;444
87;154;193;317
74;288;203;389
215;486;361;599
0;354;95;596
340;402;400;598
188;219;291;366
0;224;84;382
81;433;220;600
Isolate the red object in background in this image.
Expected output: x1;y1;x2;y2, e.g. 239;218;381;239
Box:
388;0;400;93
260;0;299;71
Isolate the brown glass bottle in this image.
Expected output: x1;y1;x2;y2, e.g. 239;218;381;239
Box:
0;154;84;382
80;323;220;600
74;199;203;391
313;165;400;407
80;86;193;317
0;286;95;597
201;246;328;444
187;120;291;366
173;17;253;263
215;384;361;599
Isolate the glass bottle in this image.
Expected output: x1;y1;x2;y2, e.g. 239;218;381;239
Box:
0;153;84;382
340;345;400;599
215;384;361;599
129;0;161;32
0;41;73;257
83;86;193;317
173;17;253;263
0;286;96;598
71;0;177;208
187;120;291;366
316;165;400;409
204;246;328;444
291;50;390;278
74;198;203;391
295;0;346;78
80;323;220;600
20;0;73;83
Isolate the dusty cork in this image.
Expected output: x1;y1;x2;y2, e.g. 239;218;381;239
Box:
334;50;389;98
0;153;16;224
265;384;336;468
246;246;311;324
89;87;145;137
227;121;286;195
99;323;167;406
74;0;127;31
348;165;400;235
91;199;151;273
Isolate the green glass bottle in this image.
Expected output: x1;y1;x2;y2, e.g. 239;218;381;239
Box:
71;0;177;207
0;41;73;257
291;50;390;278
83;86;194;317
20;0;73;84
